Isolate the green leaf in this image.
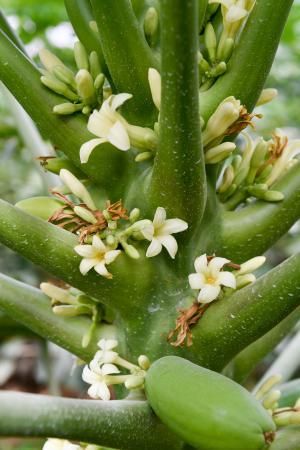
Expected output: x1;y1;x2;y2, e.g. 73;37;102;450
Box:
149;0;207;230
0;273;114;361
0;392;182;450
90;0;158;126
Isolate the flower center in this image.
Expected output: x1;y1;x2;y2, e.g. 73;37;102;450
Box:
206;276;216;284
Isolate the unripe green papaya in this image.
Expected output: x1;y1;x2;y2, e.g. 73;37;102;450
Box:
15;197;63;220
145;356;276;450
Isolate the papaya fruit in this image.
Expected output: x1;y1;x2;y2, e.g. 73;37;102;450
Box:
15;196;63;220
145;356;276;450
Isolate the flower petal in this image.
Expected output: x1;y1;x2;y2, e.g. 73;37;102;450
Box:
194;254;208;274
146;238;162;258
87;109;111;137
148;68;161;110
198;284;221;303
111;93;133;111
79;258;98;275
98;338;118;351
226;5;247;23
105;250;121;265
188;273;206;290
74;244;97;258
153;207;166;228
160;218;188;235
158;235;178;259
82;365;98;384
217;271;236;289
209;257;230;277
94;262;111;279
101;363;120;375
107;120;131;151
80;138;107;163
92;235;107;252
96;381;111;401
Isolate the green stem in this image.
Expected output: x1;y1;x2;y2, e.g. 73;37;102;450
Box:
200;0;294;119
0;200;155;314
0;10;26;53
188;254;300;371
0;311;36;339
220;162;300;261
0;392;182;450
90;0;158;126
230;308;300;383
0;30;130;194
149;0;206;229
0;273;115;361
64;0;106;72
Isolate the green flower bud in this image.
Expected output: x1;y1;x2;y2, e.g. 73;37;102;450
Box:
250;139;268;169
125;375;145;390
94;73;105;91
218;165;235;193
122;242;140;259
53;103;83;115
89;20;98;33
247;184;268;198
262;390;281;410
129;208;140;223
217;37;234;62
205;142;236;164
138;355;150;370
41;76;78;101
209;61;227;78
89;51;102;80
39;48;66;73
204;22;217;63
232;154;243;171
75;69;97;106
236;274;256;289
126;124;158;151
73;206;97;224
52;65;76;89
255;375;282;400
74;41;89;70
82;105;92;115
198;52;210;74
52;304;91;317
42;156;85;178
135;151;153;162
262;190;285;202
144;7;159;39
106;235;117;247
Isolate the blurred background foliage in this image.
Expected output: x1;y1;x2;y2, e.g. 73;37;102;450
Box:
0;0;299;448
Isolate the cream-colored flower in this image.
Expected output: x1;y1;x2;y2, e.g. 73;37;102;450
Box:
93;338;119;364
74;235;121;279
188;254;236;303
82;361;119;400
43;439;80;450
209;0;250;31
59;169;96;210
148;68;161;110
80;93;132;163
141;207;188;259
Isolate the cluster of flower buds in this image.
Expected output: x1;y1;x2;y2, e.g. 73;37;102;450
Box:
39;42;105;116
201;96;258;165
82;339;150;400
39;282;108;347
49;170;188;279
199;1;256;90
217;130;300;210
43;438;102;450
254;374;300;427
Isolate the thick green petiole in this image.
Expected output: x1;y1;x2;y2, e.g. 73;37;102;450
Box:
0;273;114;361
0;392;182;450
90;0;158;126
149;0;206;229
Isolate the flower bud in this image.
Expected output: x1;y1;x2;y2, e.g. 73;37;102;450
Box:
237;256;266;275
144;7;159;39
236;273;256;289
205;142;236;164
256;88;278;107
121;241;140;259
218;165;235;193
262;390;281;410
217;37;234;62
138;355;150;370
74;41;89;70
73;206;97;224
148;68;161;110
125;375;145;390
135;151;153;162
75;69;97;105
89;51;102;79
202;97;241;147
89;20;98;33
53;103;83;115
209;62;227;78
39;48;65;72
52;65;76;89
262;190;284;202
255;374;282;400
40;282;73;304
129;208;140;223
41;76;78;101
59;169;96;210
273;411;293;427
204;22;217;62
126;124;158;151
52;304;90;317
94;73;105;90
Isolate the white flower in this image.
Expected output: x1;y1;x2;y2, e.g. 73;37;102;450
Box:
209;0;248;24
93;338;119;364
74;235;121;279
148;68;161;110
82;361;119;400
80;93;132;163
59;169;96;210
188;254;236;303
43;439;80;450
141;207;188;259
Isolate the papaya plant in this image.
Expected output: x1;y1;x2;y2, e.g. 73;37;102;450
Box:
1;0;300;449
